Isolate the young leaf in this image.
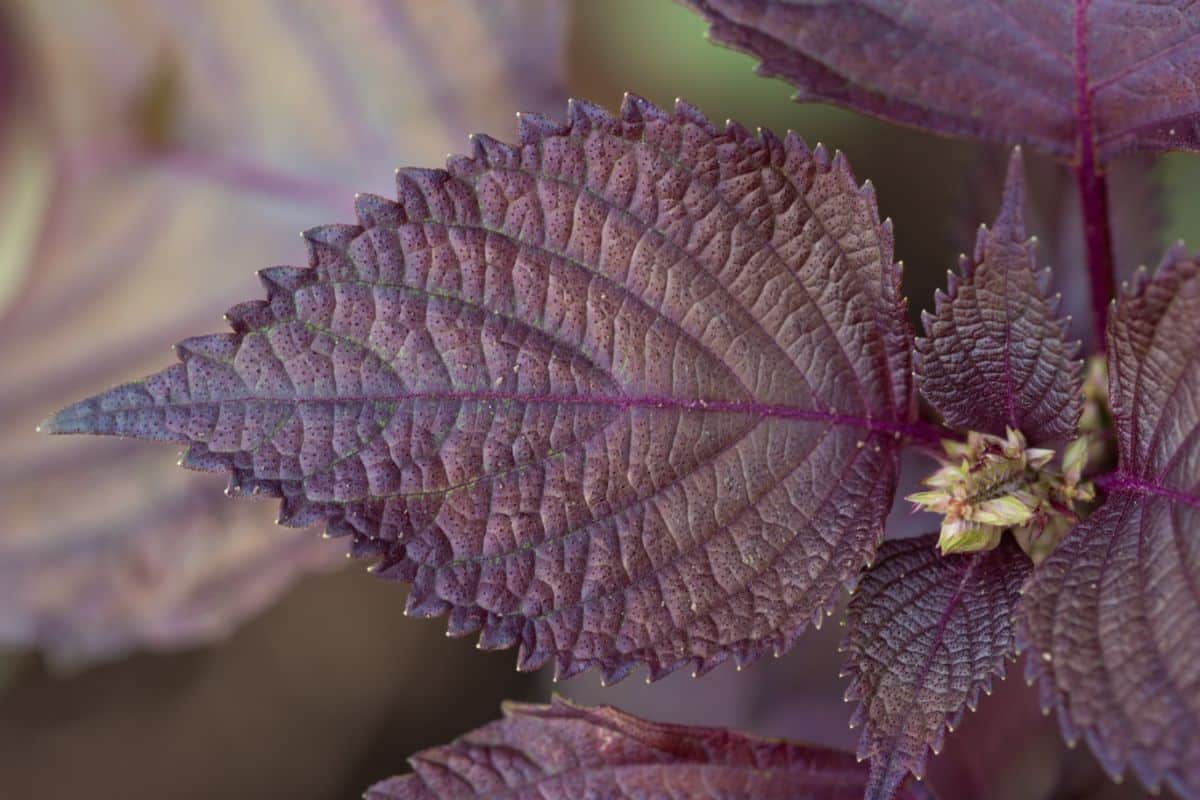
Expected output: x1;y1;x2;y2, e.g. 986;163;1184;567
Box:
915;149;1082;443
842;533;1030;800
44;95;916;681
684;0;1200;160
952;151;1164;352
1;0;567;664
367;696;932;799
1017;247;1200;798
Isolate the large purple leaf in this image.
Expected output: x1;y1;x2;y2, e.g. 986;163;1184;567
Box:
916;150;1082;442
45;95;916;681
843;533;1030;800
367;697;932;799
684;0;1200;161
1018;247;1200;798
1;0;567;665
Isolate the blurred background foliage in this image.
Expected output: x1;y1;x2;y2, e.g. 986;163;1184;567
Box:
0;0;1186;797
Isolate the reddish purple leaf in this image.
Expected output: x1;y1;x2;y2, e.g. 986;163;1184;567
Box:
1018;247;1200;798
367;696;932;799
843;533;1030;800
916;150;1082;442
684;0;1200;160
44;96;916;681
1;0;567;665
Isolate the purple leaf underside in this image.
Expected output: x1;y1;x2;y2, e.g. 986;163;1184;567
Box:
45;96;915;682
367;696;933;799
843;533;1030;800
1;0;567;665
685;0;1200;160
1018;249;1200;798
916;149;1082;443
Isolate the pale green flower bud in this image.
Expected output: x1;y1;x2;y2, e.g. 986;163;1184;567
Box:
1002;427;1027;459
972;494;1035;526
938;518;1004;555
906;489;952;513
1062;436;1090;486
1026;448;1056;469
915;425;1098;563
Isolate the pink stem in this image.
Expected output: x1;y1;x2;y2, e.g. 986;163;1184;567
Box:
1073;0;1116;349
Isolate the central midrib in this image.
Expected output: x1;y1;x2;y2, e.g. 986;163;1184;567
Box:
149;387;923;438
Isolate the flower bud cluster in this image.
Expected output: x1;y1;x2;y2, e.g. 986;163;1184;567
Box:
907;427;1094;561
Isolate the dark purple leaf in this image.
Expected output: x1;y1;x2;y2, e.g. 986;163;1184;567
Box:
684;0;1200;160
843;533;1031;800
367;696;932;799
44;95;916;681
915;149;1082;442
1;0;567;665
1017;247;1200;798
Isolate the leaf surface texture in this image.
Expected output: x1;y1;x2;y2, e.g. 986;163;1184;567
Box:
1018;248;1200;798
46;96;914;680
367;697;932;799
685;0;1200;159
916;151;1082;443
844;534;1029;799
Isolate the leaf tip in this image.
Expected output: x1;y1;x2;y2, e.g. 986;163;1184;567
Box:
38;400;90;436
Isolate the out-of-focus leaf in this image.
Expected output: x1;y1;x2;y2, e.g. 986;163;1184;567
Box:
0;650;27;695
916;150;1082;443
684;0;1200;161
1018;246;1200;798
46;95;917;682
842;533;1030;800
366;696;932;799
0;0;568;665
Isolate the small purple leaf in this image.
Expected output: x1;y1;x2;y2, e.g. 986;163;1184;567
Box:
44;96;916;681
916;149;1082;443
1017;247;1200;798
367;696;933;799
684;0;1200;160
952;151;1164;353
843;533;1030;800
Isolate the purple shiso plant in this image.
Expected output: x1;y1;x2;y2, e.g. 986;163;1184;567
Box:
40;1;1200;798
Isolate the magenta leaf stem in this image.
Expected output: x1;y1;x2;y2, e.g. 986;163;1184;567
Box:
1073;0;1117;348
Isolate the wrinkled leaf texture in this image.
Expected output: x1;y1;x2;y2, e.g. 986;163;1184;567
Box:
685;0;1200;160
916;149;1082;444
843;534;1030;800
952;151;1164;352
1;0;566;664
46;95;916;682
1019;247;1200;798
367;696;932;799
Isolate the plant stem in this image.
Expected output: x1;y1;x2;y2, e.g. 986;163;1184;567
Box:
1073;0;1116;349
